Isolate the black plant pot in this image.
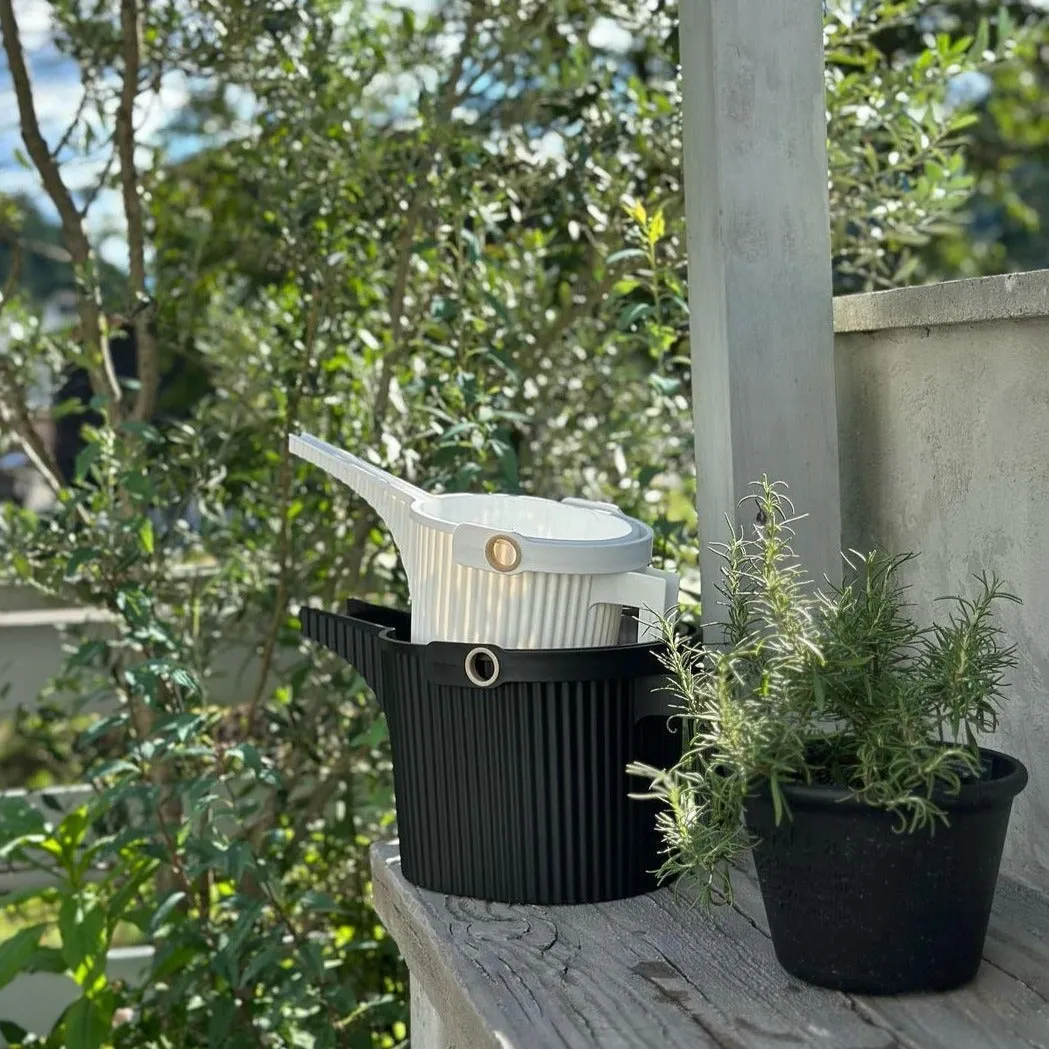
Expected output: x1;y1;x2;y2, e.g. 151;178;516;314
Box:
744;748;1028;994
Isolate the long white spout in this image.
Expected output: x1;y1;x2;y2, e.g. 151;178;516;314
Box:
289;433;422;552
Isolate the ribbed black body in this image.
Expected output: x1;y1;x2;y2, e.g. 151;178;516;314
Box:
300;601;681;904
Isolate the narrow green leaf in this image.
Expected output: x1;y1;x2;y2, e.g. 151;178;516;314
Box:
56;808;90;854
107;857;158;927
211;945;239;988
971;18;989;58
207;997;236;1044
0;925;47;992
78;713;128;747
617;302;651;331
298;890;341;913
63;996;109;1049
240;944;283;988
349;719;388;751
648;209;666;244
68;639;108;670
73;444;100;482
0;1020;28;1043
58;897;106;975
28;946;68;975
605;247;646;266
138;517;155;554
65;549;98;579
148;891;187;936
769;775;786;826
152;943;197;981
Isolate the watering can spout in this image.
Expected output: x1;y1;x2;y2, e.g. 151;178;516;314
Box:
298;601;409;700
289;432;422;551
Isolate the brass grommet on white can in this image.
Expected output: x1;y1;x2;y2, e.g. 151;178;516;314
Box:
464;646;501;688
485;534;522;573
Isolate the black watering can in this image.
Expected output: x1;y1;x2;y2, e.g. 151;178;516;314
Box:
299;600;683;904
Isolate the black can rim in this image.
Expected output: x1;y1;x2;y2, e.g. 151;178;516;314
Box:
346;598;672;683
749;746;1028;814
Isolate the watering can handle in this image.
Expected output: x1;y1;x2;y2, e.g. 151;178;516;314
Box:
289;433;422;504
589;567;679;643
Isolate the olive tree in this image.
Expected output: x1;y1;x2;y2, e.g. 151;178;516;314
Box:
0;0;1034;1045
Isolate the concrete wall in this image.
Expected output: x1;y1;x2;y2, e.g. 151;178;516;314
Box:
834;270;1049;892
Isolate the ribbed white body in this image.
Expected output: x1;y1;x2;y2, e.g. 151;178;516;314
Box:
408;524;622;646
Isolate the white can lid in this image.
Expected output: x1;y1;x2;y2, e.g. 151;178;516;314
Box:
410;492;654;575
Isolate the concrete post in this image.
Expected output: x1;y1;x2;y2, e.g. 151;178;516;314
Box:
679;0;842;617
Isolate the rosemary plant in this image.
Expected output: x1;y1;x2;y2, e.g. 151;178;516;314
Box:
632;478;1019;906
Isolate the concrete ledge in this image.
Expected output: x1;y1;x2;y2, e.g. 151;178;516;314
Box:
0;607;115;628
833;269;1049;334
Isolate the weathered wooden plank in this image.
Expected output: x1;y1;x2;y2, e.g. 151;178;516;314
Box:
375;840;1049;1049
984;876;1049;998
371;841;894;1049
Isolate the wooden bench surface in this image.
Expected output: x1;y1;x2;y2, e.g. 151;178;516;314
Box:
371;840;1049;1049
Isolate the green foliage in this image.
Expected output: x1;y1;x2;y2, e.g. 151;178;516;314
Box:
0;196;126;307
2;3;692;1045
632;480;1019;907
0;0;1046;1043
824;0;1032;290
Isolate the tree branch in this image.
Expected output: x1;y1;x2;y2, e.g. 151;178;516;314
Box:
0;0;121;414
246;284;326;726
50;84;90;161
0;346;63;503
12;237;72;265
369;6;481;433
0;243;63;493
345;8;484;585
0;390;64;497
1;237;20;308
115;0;158;422
78;146;117;220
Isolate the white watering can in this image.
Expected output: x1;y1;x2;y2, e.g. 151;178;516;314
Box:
290;433;678;649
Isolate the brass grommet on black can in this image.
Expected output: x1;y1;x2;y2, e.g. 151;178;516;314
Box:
464;646;500;687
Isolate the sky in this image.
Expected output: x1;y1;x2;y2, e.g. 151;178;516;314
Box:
0;0;208;267
0;1;632;273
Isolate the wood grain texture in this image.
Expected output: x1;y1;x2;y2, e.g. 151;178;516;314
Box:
372;841;1049;1049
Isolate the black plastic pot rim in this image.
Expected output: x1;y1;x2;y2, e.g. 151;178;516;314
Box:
342;598;671;684
749;747;1028;815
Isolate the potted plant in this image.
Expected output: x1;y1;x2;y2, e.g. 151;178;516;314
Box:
632;479;1028;994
